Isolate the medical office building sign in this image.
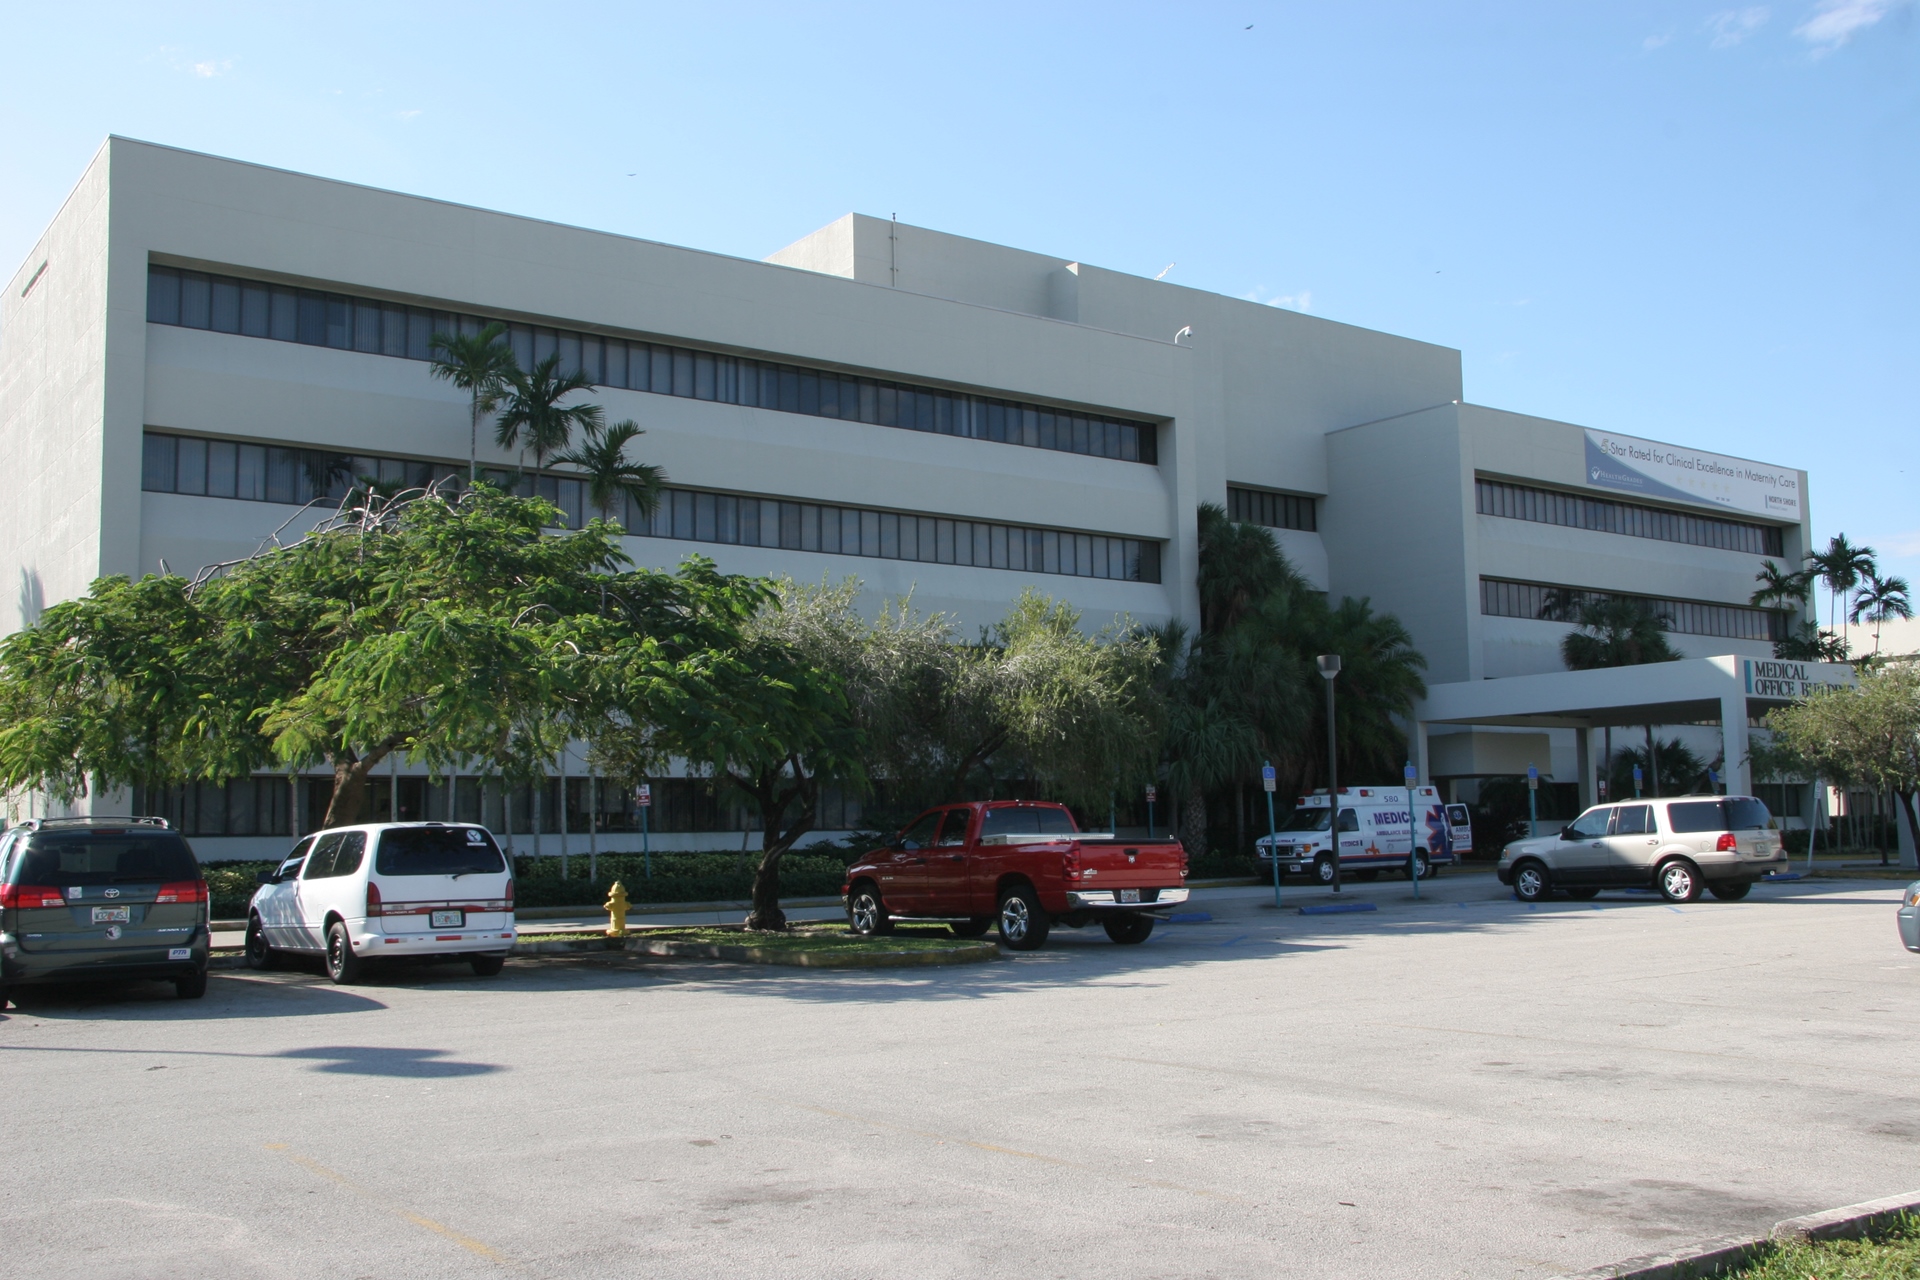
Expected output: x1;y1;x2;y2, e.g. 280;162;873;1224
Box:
1585;430;1802;521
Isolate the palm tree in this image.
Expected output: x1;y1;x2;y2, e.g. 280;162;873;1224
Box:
550;419;666;530
1850;573;1913;657
1552;594;1681;796
1806;534;1877;652
1750;558;1812;610
494;354;602;477
428;323;516;484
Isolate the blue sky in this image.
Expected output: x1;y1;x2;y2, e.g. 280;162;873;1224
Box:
4;2;1915;616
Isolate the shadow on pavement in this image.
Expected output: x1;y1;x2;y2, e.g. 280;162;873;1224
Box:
1;972;388;1020
275;1044;502;1077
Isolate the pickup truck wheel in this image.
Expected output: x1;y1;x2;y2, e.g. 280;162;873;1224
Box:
1657;858;1702;903
1706;879;1752;901
1511;859;1550;903
1314;855;1337;885
948;918;992;938
847;884;894;936
1102;914;1154;945
997;886;1051;951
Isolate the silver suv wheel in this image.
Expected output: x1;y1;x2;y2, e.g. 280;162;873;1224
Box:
1658;859;1700;903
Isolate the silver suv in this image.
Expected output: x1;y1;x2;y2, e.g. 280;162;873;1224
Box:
1497;796;1785;903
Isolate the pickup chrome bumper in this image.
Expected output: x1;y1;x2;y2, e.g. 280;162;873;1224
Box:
1064;887;1190;909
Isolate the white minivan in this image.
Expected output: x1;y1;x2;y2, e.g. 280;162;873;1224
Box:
244;822;515;983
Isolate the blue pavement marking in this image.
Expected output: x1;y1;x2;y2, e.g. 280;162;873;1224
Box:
1764;873;1803;881
1168;912;1213;923
1298;902;1378;916
1219;935;1250;946
1665;905;1685;914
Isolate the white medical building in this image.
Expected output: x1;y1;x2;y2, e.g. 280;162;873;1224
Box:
0;138;1832;857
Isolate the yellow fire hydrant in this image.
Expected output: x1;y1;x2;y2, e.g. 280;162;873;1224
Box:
604;880;631;937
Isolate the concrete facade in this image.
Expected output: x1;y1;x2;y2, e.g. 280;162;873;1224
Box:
0;138;1814;854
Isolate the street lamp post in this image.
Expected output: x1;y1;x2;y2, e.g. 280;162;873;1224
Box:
1262;762;1280;909
1405;760;1421;900
1317;654;1342;893
1527;763;1539;838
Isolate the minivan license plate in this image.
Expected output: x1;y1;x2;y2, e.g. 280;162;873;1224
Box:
91;906;130;923
430;909;465;928
1118;889;1141;904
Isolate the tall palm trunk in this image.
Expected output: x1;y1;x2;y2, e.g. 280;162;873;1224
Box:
1180;778;1208;859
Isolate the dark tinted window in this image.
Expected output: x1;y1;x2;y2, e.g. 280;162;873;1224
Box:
1666;801;1729;834
376;827;504;876
1565;809;1611;840
978;806;1077;839
303;830;367;879
1613;805;1651;836
303;832;344;879
1336;808;1359;833
1726;797;1772;830
896;811;942;849
935;810;972;847
1281;807;1333;832
14;832;198;886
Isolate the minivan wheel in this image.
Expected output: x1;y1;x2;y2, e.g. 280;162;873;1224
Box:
1657;859;1702;903
174;968;208;1000
846;884;893;937
997;885;1051;951
325;920;366;984
1512;860;1550;903
1707;880;1752;901
470;954;506;977
244;915;278;970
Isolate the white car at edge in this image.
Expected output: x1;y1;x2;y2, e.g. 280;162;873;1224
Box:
244;822;515;983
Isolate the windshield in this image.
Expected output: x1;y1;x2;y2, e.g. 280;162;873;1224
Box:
1278;808;1332;833
978;806;1077;839
14;831;198;886
375;827;505;877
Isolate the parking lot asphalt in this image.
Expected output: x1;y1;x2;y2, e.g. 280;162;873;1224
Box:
5;870;1916;1280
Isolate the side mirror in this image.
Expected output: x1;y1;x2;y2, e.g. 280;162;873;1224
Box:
255;871;278;886
1560;826;1577;840
901;840;921;852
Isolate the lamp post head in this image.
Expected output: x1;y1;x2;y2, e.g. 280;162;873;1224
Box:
1316;654;1341;679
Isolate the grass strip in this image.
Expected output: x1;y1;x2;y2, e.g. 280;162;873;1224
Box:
1720;1215;1920;1279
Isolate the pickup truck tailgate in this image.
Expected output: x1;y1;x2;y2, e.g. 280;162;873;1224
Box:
1071;839;1185;888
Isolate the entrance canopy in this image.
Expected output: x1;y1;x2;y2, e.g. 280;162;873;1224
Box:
1411;656;1856;802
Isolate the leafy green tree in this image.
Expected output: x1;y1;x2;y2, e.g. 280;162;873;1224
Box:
1851;573;1913;657
0;489;771;827
1764;663;1920;864
495;354;602;475
551;418;665;528
429;323;517;483
1607;736;1708;799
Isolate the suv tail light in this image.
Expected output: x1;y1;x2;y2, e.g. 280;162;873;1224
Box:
365;880;383;918
0;884;65;908
154;880;208;904
1715;833;1739;852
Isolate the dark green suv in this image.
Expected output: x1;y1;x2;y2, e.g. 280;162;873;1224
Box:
0;818;210;1007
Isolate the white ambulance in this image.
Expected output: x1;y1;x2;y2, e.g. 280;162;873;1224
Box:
1255;787;1471;884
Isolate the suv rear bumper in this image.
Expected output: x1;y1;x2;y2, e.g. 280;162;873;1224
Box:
1;937;207;986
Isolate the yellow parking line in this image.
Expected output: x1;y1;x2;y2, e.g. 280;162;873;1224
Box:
272;1145;518;1267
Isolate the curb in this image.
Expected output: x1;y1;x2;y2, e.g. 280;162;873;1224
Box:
1553;1189;1920;1279
511;934;1000;968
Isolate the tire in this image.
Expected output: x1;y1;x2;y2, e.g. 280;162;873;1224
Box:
1354;869;1380;882
0;986;11;1010
1407;852;1430;881
1707;880;1752;901
1103;914;1155;945
174;968;208;1000
846;883;894;937
244;915;279;970
325;920;366;984
1511;859;1550;903
1657;858;1703;903
1566;888;1600;901
996;885;1051;951
948;918;992;938
1314;855;1337;885
470;954;506;976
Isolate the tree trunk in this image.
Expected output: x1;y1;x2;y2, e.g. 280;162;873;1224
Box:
736;762;818;932
319;740;402;828
1180;778;1208;860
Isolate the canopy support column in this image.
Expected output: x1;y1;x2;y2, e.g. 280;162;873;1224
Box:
1721;692;1751;797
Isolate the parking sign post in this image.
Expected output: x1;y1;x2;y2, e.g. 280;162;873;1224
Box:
1405;761;1421;899
1262;763;1279;908
1146;784;1157;839
636;783;652;879
1527;764;1539;838
1632;764;1643;800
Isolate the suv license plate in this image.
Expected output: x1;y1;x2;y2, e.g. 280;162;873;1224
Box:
91;906;130;923
430;909;465;928
1118;889;1141;904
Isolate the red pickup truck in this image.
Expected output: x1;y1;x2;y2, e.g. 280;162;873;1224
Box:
842;800;1190;951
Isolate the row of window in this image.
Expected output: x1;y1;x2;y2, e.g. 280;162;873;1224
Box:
145;264;1157;465
1475;478;1784;557
1479;577;1787;642
140;431;1163;584
134;776;865;839
1227;485;1317;533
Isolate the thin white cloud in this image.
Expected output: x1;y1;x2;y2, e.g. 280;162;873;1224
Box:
395;109;423;120
190;58;231;77
1643;31;1674;50
1876;529;1920;557
1795;0;1899;48
1268;290;1312;312
1706;7;1771;46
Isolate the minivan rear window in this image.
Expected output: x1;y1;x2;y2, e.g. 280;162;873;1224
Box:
13;832;198;885
1667;799;1773;833
376;827;504;877
979;807;1076;839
